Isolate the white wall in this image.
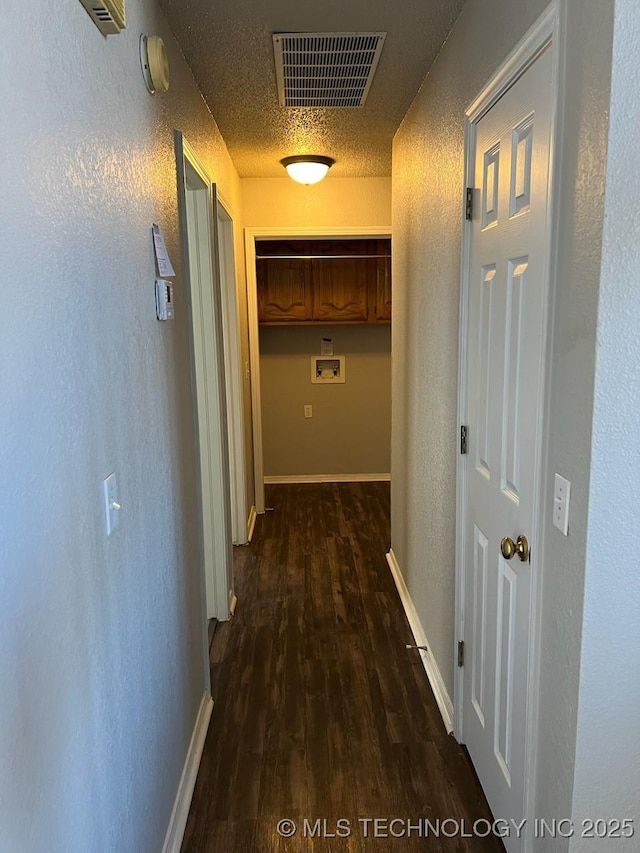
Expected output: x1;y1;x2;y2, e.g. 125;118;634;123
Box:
260;324;391;477
391;0;614;845
0;2;242;850
568;0;640;843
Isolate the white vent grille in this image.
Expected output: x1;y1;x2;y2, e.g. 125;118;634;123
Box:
273;32;386;108
80;0;126;35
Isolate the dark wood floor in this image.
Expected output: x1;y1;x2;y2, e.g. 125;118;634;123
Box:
182;483;503;852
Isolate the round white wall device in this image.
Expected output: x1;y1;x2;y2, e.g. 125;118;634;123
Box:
140;35;170;94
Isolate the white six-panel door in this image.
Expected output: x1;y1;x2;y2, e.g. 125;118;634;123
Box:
461;44;553;848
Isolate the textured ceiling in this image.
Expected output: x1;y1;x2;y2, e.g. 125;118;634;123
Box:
160;0;465;178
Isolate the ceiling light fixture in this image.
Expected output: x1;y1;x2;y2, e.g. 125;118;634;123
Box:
280;155;335;185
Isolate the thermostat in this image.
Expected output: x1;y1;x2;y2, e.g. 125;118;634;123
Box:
156;279;174;320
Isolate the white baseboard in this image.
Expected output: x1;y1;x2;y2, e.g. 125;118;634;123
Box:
162;693;213;853
264;473;391;484
385;549;454;734
247;505;257;541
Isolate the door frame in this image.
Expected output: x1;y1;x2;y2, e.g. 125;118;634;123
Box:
244;225;391;513
216;196;249;545
175;131;234;622
454;1;563;844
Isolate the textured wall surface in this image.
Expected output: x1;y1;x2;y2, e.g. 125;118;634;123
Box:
391;0;550;707
391;0;614;846
260;325;391;476
0;1;243;850
241;177;391;228
530;2;613;841
568;0;640;843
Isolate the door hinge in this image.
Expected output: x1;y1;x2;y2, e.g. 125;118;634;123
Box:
458;640;465;667
460;425;468;455
465;187;474;221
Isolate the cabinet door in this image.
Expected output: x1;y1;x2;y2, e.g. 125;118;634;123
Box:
311;258;369;322
257;259;313;323
374;255;392;322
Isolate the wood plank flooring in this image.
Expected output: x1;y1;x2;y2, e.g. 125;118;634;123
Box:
182;483;503;852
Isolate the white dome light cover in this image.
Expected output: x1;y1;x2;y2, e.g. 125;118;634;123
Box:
280;155;335;185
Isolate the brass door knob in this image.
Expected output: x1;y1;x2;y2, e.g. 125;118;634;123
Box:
500;534;530;562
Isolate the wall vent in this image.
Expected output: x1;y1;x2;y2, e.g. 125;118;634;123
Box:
272;32;386;108
79;0;126;35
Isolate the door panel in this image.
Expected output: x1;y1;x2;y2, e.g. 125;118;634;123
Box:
461;44;553;848
476;264;496;477
483;145;500;229
502;257;528;501
471;525;489;727
510;119;533;215
495;557;517;784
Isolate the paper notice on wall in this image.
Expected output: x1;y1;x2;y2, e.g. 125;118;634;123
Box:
152;224;176;278
321;337;334;356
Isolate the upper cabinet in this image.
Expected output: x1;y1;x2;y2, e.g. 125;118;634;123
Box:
256;239;391;325
312;257;370;322
257;258;312;323
374;254;392;323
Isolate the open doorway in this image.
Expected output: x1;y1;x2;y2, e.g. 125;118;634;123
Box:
216;199;248;545
175;132;234;622
244;227;392;512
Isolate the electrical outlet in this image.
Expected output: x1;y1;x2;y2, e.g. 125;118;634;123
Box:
304;404;313;419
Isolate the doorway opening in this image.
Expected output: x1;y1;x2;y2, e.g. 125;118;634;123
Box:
175;132;235;623
244;227;392;513
216;199;249;545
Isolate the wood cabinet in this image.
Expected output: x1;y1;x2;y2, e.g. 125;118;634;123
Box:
374;255;392;322
312;257;370;322
256;239;391;325
257;258;312;322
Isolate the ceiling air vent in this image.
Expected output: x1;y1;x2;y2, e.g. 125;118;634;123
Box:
79;0;126;35
272;32;386;108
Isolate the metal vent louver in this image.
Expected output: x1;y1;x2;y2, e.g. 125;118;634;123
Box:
273;32;386;108
79;0;126;35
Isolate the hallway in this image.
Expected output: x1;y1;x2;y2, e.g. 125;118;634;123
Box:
182;483;504;851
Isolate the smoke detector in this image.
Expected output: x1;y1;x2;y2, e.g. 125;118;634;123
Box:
273;32;386;108
140;35;170;94
79;0;126;35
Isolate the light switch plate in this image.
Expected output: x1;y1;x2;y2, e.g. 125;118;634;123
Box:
103;472;121;536
553;473;571;535
304;404;313;419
